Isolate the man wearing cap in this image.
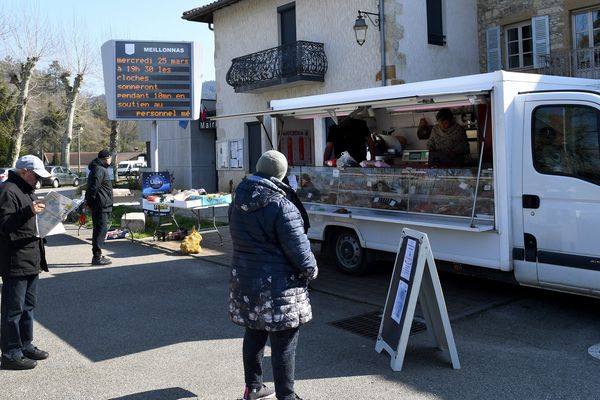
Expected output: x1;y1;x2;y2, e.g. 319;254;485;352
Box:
85;150;113;265
229;150;318;400
0;155;51;370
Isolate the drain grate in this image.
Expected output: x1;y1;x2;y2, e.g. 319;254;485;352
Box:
329;311;426;340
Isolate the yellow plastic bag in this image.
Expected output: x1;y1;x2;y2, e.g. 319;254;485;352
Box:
180;227;202;254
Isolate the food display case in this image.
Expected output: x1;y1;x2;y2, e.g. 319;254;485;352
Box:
290;166;495;221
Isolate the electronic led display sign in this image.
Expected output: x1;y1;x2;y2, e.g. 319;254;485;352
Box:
102;40;201;120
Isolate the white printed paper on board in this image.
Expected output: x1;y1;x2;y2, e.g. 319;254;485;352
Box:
391;281;409;324
401;238;416;281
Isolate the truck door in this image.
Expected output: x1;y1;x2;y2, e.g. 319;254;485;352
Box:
522;94;600;293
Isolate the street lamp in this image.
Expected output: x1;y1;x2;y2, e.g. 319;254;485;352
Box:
353;1;387;86
353;11;378;46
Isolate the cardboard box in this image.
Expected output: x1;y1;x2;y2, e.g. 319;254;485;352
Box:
173;199;203;208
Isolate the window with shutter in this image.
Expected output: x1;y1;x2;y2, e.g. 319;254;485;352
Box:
278;2;297;77
572;9;600;72
532;15;550;68
426;0;445;46
504;21;533;70
278;2;296;46
572;8;600;49
486;26;501;72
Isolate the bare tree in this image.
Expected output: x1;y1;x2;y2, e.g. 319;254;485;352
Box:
0;4;11;41
1;2;53;166
58;16;96;168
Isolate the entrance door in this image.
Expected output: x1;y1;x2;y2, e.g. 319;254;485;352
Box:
521;93;600;292
191;122;217;192
247;122;262;174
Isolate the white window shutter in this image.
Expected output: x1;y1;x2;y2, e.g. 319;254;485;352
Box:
532;15;550;68
486;26;501;72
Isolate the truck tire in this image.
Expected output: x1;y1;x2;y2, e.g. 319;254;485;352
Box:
330;228;369;275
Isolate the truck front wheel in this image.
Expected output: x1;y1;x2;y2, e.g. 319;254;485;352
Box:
330;229;369;275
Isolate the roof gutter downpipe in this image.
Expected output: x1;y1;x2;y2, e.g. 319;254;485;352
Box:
380;0;386;86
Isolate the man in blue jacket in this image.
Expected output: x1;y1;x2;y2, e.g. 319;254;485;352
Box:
0;155;51;370
229;150;318;400
85;149;113;265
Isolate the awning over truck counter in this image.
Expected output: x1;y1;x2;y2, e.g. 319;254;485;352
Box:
210;109;276;121
211;89;491;121
271;71;500;111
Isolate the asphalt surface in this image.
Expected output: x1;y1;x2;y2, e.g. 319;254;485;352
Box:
1;223;599;400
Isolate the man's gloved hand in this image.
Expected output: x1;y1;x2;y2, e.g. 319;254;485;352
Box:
299;266;318;282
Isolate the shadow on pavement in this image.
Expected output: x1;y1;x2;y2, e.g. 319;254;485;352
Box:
38;257;237;362
109;387;197;400
38;229;250;373
45;231;178;260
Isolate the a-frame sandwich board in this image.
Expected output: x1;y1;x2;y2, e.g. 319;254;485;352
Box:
375;228;460;371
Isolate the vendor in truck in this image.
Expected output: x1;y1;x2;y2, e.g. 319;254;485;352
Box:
323;117;377;165
296;173;321;202
427;108;470;166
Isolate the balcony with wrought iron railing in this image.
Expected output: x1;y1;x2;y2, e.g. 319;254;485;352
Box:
226;40;328;93
538;47;600;79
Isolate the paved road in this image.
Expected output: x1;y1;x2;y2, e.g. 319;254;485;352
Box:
0;225;599;399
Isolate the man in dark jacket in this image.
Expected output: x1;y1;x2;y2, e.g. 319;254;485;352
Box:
229;150;318;400
0;155;51;370
85;149;113;265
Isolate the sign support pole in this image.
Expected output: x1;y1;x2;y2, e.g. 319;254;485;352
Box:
153;120;159;172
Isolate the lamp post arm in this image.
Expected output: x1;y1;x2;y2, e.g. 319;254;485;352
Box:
358;10;380;29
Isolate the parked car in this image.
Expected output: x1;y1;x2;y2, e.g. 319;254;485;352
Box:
41;166;80;188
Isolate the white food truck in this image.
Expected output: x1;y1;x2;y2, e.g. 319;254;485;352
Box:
228;71;600;298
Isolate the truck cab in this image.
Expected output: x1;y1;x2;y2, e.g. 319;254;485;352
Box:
512;91;600;296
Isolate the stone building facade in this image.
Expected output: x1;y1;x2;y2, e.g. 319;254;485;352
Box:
478;0;600;76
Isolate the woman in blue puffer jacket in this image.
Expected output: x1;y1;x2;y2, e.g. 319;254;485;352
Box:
229;150;317;400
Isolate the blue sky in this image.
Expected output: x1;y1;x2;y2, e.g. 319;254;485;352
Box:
4;0;215;95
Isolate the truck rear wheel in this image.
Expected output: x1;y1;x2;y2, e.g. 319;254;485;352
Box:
330;229;369;275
